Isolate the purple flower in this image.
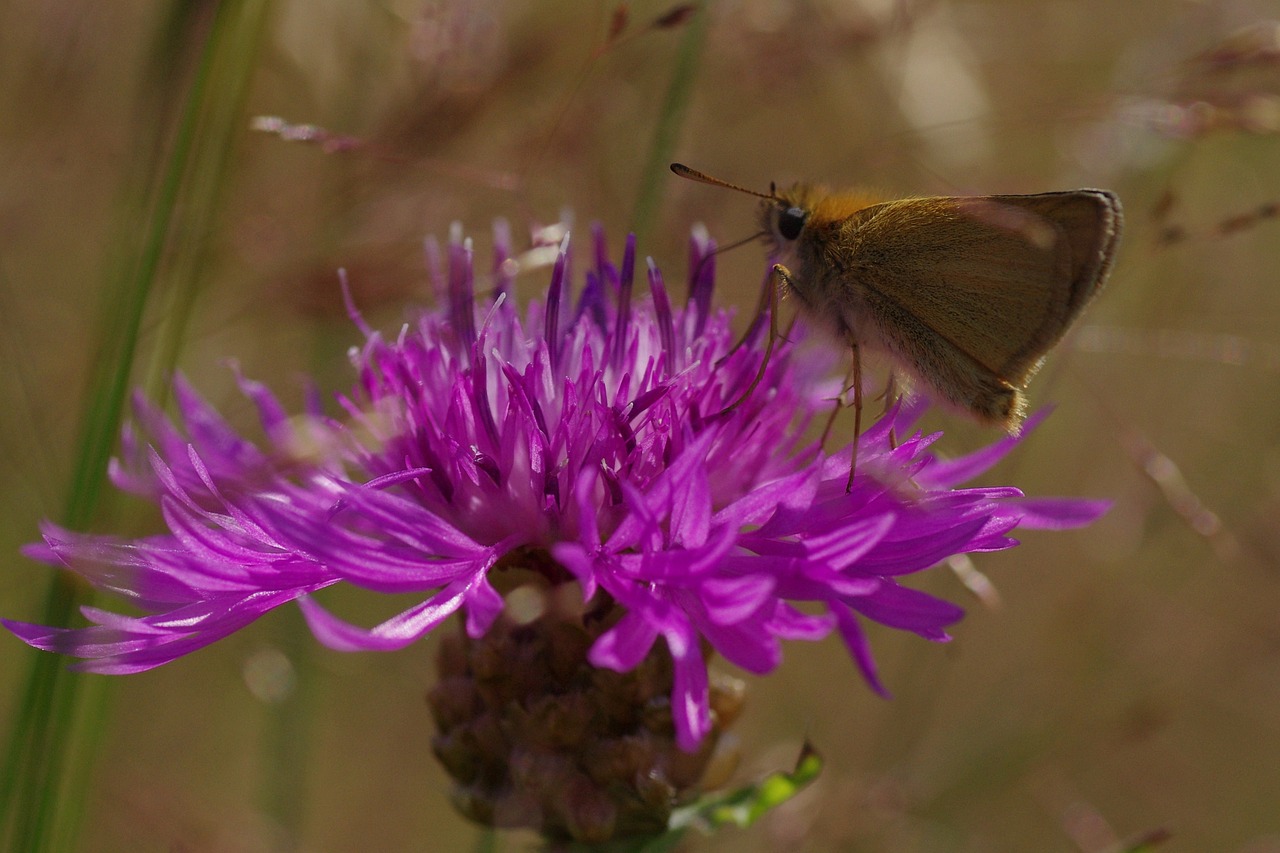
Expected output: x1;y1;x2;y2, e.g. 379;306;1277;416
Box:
5;222;1106;751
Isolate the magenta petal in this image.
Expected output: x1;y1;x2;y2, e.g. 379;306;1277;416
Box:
1001;497;1111;529
607;429;718;551
669;627;711;752
767;603;836;641
298;581;470;652
463;573;503;637
832;606;889;697
701;618;780;675
669;463;712;549
802;513;896;567
698;574;775;625
712;468;816;527
854;516;992;575
4;588;305;674
589;610;660;671
845;581;965;638
548;542;598;599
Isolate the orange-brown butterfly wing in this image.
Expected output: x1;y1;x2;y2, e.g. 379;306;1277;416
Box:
834;191;1121;384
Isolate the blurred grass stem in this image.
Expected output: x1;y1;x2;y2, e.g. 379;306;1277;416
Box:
630;2;711;246
0;2;272;849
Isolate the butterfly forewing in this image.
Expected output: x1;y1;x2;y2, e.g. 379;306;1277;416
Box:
840;191;1119;383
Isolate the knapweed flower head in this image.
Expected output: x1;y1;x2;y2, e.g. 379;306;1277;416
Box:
6;220;1104;838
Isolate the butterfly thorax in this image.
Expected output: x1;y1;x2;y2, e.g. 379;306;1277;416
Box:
759;183;887;334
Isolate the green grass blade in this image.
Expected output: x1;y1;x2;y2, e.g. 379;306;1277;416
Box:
1;2;273;849
629;3;711;246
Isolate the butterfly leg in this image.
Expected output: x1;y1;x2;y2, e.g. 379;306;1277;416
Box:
713;263;786;417
846;334;863;493
882;370;900;449
820;349;867;446
715;256;776;367
820;370;850;446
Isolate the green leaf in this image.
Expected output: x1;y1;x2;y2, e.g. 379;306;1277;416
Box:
674;741;823;833
548;743;822;852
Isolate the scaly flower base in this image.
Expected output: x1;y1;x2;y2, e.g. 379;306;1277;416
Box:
430;550;743;844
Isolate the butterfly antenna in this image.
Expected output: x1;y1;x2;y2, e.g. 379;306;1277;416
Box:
671;163;778;201
693;228;767;291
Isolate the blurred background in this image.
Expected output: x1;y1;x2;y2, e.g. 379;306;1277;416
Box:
3;1;1280;850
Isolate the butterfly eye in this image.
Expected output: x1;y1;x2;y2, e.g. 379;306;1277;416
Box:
778;206;807;240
